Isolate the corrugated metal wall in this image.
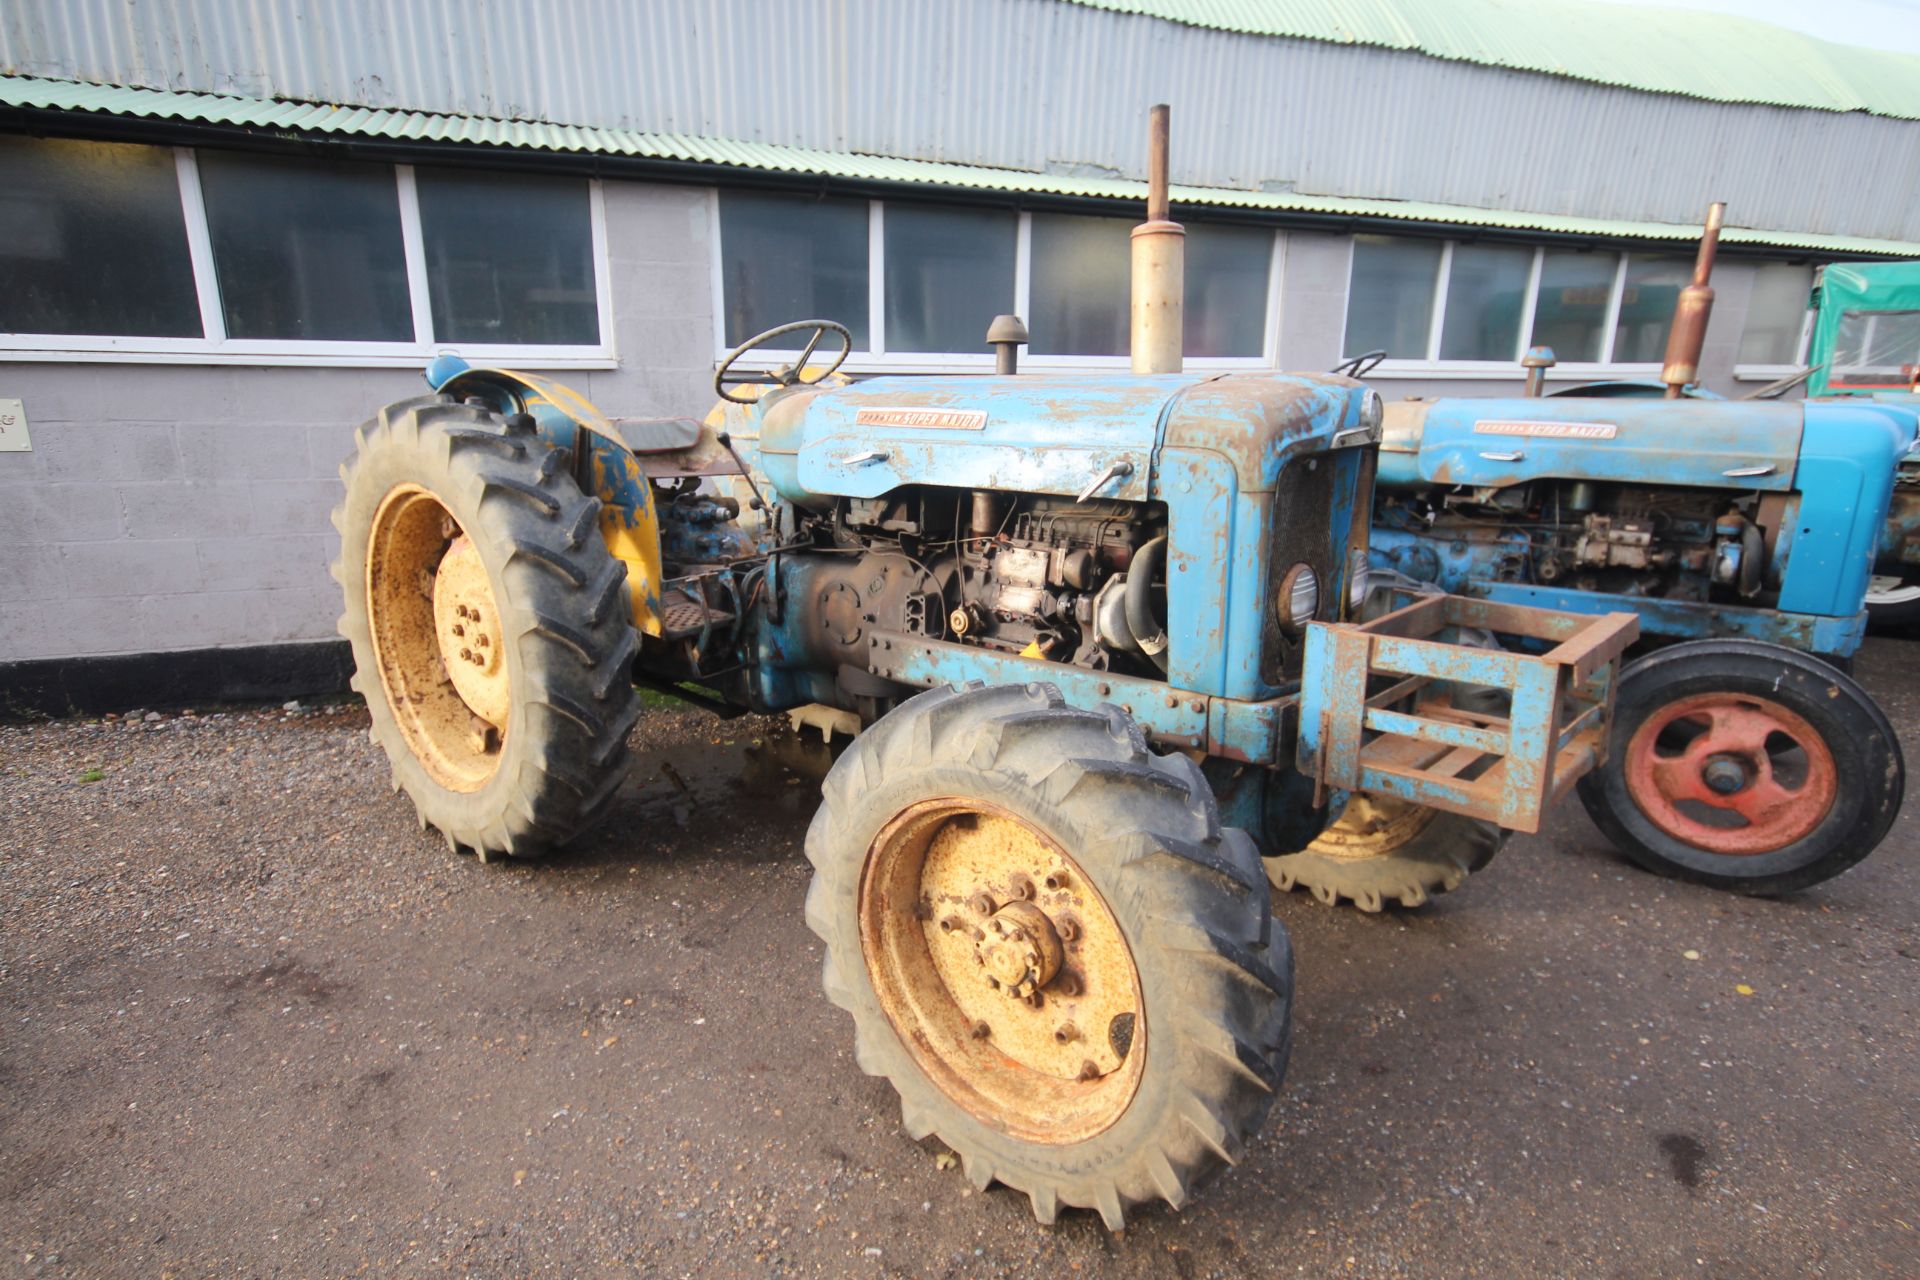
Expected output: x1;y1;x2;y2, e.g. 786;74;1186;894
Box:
5;0;1917;242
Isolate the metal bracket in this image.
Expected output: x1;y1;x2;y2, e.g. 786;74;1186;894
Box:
1076;459;1135;503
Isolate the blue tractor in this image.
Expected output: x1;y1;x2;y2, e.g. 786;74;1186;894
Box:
332;109;1641;1226
1347;206;1911;909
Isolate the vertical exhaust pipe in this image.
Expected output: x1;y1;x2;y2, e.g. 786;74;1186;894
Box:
1131;104;1185;375
1661;200;1726;398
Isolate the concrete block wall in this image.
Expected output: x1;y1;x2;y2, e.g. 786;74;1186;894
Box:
0;174;1788;666
0;180;720;663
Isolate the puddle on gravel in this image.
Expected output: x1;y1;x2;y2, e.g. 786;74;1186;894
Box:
623;720;840;829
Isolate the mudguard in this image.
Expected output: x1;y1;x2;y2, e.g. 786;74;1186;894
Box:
425;357;664;636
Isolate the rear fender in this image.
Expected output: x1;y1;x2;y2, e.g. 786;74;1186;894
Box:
427;358;663;635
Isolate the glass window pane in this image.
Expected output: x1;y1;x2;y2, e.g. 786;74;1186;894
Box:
883;205;1015;354
1343;235;1440;359
1530;251;1617;362
417;169;598;346
1831;310;1920;389
199;151;412;342
1612;254;1689;363
1438;243;1532;361
0;137;200;337
719;192;868;349
1739;262;1813;365
1029;212;1130;356
1185;223;1270;357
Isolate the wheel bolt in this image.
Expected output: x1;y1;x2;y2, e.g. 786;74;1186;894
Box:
967;892;995;916
457;604;470;619
1057;917;1080;942
478;635;490;648
452;624;465;637
1077;1060;1100;1081
940;915;963;933
1044;871;1067;891
970;1020;991;1040
1054;1022;1079;1043
460;647;473;661
1009;873;1035;900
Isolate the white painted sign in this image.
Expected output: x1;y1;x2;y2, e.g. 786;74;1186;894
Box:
0;399;27;452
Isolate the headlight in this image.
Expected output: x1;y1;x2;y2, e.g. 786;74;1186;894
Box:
1347;546;1370;612
1276;563;1320;633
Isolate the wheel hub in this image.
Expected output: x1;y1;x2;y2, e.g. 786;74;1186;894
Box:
978;900;1064;1000
1623;692;1837;855
432;536;510;730
859;801;1145;1145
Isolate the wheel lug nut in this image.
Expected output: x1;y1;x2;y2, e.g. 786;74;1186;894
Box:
1077;1060;1100;1081
967;892;995;915
1044;871;1066;891
452;624;465;637
460;648;473;661
940;915;963;933
970;1020;991;1040
1009;874;1035;900
1054;1022;1078;1043
1057;917;1080;942
457;604;470;619
478;634;490;647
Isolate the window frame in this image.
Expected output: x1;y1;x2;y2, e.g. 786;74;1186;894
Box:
1341;237;1723;381
0;147;617;368
711;198;1284;374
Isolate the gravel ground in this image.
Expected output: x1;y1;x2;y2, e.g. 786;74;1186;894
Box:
2;643;1917;1278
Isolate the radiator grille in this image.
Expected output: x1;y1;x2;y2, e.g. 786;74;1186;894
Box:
1260;447;1376;686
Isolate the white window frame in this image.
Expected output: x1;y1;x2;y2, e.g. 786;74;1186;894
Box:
1345;239;1696;382
0;149;617;369
712;197;1282;375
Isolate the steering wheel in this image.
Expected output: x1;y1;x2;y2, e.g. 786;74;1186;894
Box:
1330;349;1388;379
714;319;853;405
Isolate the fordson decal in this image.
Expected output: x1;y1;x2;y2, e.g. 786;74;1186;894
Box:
1474;419;1620;439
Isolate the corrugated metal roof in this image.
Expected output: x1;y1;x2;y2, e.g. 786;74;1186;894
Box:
5;73;1917;259
1062;0;1920;119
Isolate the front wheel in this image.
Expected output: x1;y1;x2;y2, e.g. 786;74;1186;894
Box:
1577;639;1904;894
1265;795;1506;912
334;395;642;858
805;683;1291;1229
1865;571;1920;629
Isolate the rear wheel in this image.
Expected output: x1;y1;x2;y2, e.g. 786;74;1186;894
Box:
1865;571;1920;629
1265;795;1505;912
805;683;1291;1229
334;395;641;858
1577;639;1903;894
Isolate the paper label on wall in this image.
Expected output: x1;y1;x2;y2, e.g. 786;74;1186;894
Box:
0;399;28;452
1473;419;1618;440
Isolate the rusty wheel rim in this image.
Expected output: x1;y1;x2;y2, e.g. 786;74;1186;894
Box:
1312;795;1439;861
1623;692;1837;855
859;799;1145;1145
366;484;508;792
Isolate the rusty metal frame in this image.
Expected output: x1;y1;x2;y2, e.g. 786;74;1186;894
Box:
1298;593;1640;833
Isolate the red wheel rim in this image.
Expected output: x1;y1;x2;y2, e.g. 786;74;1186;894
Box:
1623;692;1837;855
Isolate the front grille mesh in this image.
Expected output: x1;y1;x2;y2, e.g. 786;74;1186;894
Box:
1260;447;1375;686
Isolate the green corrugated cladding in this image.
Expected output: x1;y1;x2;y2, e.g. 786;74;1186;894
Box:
1062;0;1920;120
3;73;1917;259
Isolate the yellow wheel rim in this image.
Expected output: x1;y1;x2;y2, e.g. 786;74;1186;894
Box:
859;800;1145;1145
1311;794;1439;860
365;484;507;792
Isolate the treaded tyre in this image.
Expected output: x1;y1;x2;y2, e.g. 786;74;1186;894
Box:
805;682;1292;1229
1577;639;1904;894
1266;795;1505;912
333;394;641;858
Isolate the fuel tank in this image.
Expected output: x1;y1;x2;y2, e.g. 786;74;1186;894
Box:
749;372;1367;507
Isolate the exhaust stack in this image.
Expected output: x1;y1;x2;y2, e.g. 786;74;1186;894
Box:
1660;200;1726;398
1131;104;1185;375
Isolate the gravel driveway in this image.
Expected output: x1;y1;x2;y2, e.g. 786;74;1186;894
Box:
3;643;1916;1277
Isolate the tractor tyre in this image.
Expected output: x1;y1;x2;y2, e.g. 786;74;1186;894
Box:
1865;571;1920;630
1577;639;1904;894
333;394;641;859
805;682;1292;1230
1264;795;1505;912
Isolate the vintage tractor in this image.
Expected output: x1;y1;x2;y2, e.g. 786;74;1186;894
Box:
1332;205;1912;909
1798;259;1920;625
333;109;1638;1226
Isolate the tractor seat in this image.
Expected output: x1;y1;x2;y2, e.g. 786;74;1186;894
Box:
609;417;704;454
